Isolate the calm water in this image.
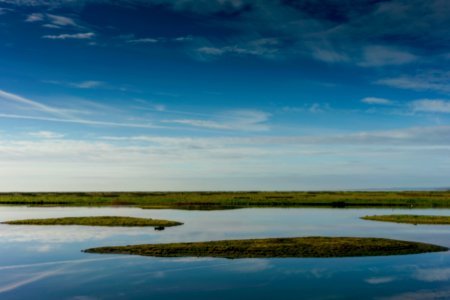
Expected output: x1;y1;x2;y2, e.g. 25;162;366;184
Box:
1;206;450;300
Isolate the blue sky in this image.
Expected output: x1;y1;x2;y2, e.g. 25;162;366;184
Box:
0;0;450;191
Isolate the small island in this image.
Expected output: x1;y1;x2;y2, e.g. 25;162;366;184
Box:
2;216;183;227
361;215;450;225
83;237;447;258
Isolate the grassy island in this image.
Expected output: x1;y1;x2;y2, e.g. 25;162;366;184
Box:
2;216;183;227
362;215;450;225
1;191;450;209
83;237;447;258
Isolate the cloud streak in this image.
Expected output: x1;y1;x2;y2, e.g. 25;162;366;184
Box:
43;32;95;40
164;110;270;131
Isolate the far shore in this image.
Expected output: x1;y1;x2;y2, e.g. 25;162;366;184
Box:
1;191;450;210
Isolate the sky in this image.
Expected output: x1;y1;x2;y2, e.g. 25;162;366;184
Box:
0;0;450;191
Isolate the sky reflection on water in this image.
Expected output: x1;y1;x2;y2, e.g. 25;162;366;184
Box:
0;206;450;299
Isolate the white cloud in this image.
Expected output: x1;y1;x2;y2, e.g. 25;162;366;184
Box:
164;110;270;131
46;13;77;26
167;119;230;130
25;12;78;28
376;71;450;94
0;90;162;129
69;81;104;89
0;113;162;129
44;80;105;89
311;48;350;63
197;38;280;58
102;125;450;147
127;38;159;43
358;46;417;67
25;12;44;22
365;276;396;284
410;99;450;113
197;47;225;55
1;124;450;191
28;131;65;139
361;97;393;105
173;36;193;42
43;32;95;40
0;8;13;15
283;103;331;113
0;89;73;118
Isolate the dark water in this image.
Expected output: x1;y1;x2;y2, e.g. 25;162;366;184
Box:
1;207;450;299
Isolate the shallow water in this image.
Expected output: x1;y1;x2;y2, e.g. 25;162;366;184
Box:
1;206;450;299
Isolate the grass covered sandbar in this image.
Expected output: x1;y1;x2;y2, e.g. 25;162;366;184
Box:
2;216;183;227
84;237;448;258
362;215;450;225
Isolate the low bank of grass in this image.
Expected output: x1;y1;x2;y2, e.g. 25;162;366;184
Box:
1;191;450;209
2;216;183;227
362;214;450;225
83;236;447;258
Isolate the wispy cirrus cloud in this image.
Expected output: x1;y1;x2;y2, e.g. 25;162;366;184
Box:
25;12;44;22
7;0;450;68
46;13;77;26
28;130;65;139
43;32;95;40
361;97;394;105
365;276;396;284
104;125;450;146
197;38;281;58
0;89;73;118
310;48;350;63
25;12;79;28
0;90;162;129
164;110;271;131
69;81;103;88
358;46;417;67
44;80;104;89
375;71;450;94
127;37;159;43
282;103;331;113
410;99;450;113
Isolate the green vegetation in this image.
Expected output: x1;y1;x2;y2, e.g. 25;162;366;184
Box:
84;236;447;258
2;216;183;227
362;214;450;225
1;191;450;209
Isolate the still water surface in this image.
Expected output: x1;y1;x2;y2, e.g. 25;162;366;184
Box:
1;207;450;299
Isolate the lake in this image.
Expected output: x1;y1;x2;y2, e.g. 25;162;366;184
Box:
1;206;450;299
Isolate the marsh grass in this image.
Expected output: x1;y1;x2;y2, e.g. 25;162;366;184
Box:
362;215;450;225
1;191;450;209
2;216;183;227
83;236;447;258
